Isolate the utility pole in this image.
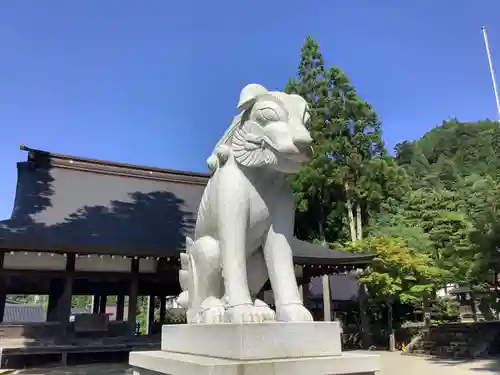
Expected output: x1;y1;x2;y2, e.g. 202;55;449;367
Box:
482;25;500;122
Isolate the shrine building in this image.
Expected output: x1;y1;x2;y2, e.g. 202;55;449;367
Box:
0;145;373;340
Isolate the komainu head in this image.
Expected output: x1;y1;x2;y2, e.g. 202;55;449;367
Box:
207;84;313;174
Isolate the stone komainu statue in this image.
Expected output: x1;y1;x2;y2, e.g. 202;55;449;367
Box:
177;84;314;324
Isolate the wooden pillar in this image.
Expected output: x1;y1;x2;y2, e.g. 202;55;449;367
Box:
146;295;155;335
0;251;7;323
128;258;139;335
297;266;304;301
92;295;99;314
47;254;75;334
159;295;166;325
302;266;311;310
322;274;331;321
358;283;371;349
116;294;125;321
60;254;75;336
47;279;63;322
99;295;107;314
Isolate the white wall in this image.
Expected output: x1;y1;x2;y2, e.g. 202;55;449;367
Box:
4;252;66;270
3;252;164;273
75;255;131;272
139;258;157;273
328;274;359;301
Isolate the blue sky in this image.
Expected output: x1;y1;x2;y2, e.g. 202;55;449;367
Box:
0;0;499;219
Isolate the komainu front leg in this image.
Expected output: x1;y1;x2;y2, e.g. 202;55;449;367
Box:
217;168;265;323
247;250;275;321
264;226;313;322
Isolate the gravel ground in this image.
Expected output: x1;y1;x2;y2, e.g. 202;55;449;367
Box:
376;351;500;374
1;351;499;375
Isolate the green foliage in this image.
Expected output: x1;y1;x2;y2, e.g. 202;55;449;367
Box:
72;295;92;308
431;297;460;323
282;34;500;329
460;175;500;281
8;295;32;304
396;119;500;181
342;236;443;304
390;119;500;294
373;186;476;285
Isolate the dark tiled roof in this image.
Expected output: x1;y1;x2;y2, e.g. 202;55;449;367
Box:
291;239;373;265
0;146;372;265
71;308;91;315
449;286;472;295
3;304;46;323
0;146;206;257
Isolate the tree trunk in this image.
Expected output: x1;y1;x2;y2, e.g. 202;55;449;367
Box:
344;182;357;242
358;284;371;349
355;202;363;241
318;185;327;242
318;220;325;243
423;294;431;328
470;285;478;322
388;303;396;352
478;297;495;321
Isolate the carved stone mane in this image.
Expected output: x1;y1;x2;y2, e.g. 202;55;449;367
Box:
206;83;272;173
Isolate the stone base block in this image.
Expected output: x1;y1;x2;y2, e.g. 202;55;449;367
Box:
130;350;380;375
161;322;342;360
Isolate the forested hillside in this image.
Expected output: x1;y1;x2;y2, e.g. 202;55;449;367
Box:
286;36;500;329
396;119;500;187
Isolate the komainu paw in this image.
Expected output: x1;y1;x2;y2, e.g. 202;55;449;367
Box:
224;304;266;324
197;297;225;324
276;303;313;322
253;299;276;322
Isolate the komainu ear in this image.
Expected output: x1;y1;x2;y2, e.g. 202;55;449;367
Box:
237;83;268;110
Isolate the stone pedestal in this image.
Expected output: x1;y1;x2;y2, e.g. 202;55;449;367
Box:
129;322;380;375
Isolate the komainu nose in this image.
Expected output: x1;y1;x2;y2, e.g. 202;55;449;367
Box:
294;129;313;149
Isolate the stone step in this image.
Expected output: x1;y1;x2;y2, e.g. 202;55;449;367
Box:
130;350;381;375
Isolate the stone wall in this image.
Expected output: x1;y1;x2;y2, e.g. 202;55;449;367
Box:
410;321;500;358
0;322;61;342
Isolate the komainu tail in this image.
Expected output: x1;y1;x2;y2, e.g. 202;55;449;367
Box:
176;237;195;311
176;236;222;323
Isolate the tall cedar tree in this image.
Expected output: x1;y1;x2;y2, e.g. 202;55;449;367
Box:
286;36;406;243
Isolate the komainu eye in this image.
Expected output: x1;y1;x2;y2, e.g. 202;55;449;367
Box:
303;109;311;125
256;107;280;122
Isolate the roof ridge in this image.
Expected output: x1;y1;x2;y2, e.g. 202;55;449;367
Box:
20;144;211;183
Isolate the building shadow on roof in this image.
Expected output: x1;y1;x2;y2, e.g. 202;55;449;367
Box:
49;190;196;253
0;157;197;254
0;160;55;236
